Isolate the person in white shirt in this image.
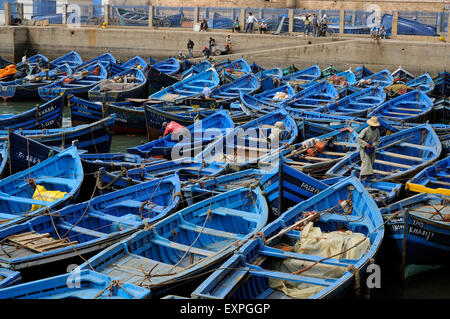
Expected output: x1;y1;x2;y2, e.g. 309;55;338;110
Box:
245;12;258;33
202;84;212;98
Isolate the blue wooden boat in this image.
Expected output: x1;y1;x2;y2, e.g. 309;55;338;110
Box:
322;177;401;207
127;110;235;159
38;62;108;101
180;60;213;80
381;13;438;36
0;142;7;178
403;73;435;95
326;124;442;182
259;125;360;175
147;64;180;95
76;53;116;74
16;54;49;69
255;68;283;80
254;83;295;105
211;73;260;105
69;95;148;135
238;91;282;116
284;108;365;126
0;146;84;230
280;64;321;88
350;69;394;92
115;7;148;26
431;71;449;98
77;186;269;298
192;176;384;299
216;58;252;81
88;68;147;103
391;65;415;83
0;95;64;130
49;51;83;69
0;268;21;288
0;174;181;272
367;89;433;122
354;66;373;81
143;104;217;140
121;55;148;73
196;109;298;168
284;80;340;110
405;156;450;196
96;159;228;192
0;63;73;101
151;58;180;76
316;86;386;117
0;270;150;299
381;193;449;269
7;115;115;168
149;68;220;104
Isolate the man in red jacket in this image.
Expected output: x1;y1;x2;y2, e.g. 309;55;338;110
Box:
162;121;185;137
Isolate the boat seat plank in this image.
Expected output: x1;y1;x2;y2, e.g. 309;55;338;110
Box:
374;159;410;169
378;151;423;162
207;206;260;221
399;143;434;152
151;238;214;257
57;221;106;238
248;268;335;287
179;223;242;240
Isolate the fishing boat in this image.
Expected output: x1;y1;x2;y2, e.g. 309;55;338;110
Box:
381;193;449;270
260;125;360;175
0;143;7;178
69;95;148;135
38;62;108;101
253;83;295;105
284;80;340;110
0;56;13;69
96;158;228;192
127;110;235;159
354;66;373;81
180;60;213;80
279;64;321;89
191;176;384;299
403;73;435;95
149;68;220;104
321;66;342;78
196;109;298;168
0;174;181;272
88;68;147;103
391;65;415;83
151;58;180;76
405;156;450;196
238;91;282;116
216;58;252;81
255;68;283;80
49;51;83;69
0;268;21;288
76;53;116;75
7;115;115;169
210;73;260;106
367;89;433;122
121;55;148;73
0;146;83;230
431;71;449;98
0;95;64;130
326;124;442;182
147;65;179;95
115;7;148;26
349;69;394;91
323;177;402;207
284;108;365;126
77;186;269;298
316;86;386;117
0;64;73;101
0;270;150;299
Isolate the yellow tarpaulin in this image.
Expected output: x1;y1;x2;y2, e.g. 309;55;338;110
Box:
31;185;68;212
405;182;450;196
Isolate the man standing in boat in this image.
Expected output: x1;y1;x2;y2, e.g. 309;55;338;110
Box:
357;116;381;181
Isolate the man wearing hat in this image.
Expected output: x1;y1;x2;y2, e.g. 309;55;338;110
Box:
357;116;381;181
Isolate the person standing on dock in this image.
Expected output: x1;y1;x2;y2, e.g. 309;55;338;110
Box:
187;39;195;58
312;14;319;37
225;34;232;54
357;116;381;181
202;46;211;58
304;14;311;36
245;12;258;33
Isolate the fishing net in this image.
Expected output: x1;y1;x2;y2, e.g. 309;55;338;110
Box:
268;221;370;298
